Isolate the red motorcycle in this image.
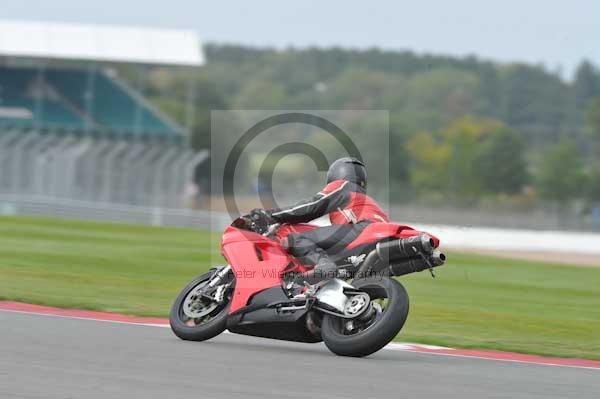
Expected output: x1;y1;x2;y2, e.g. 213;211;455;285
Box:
170;215;445;357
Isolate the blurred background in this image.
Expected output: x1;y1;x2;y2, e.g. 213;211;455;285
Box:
1;0;600;360
2;1;600;234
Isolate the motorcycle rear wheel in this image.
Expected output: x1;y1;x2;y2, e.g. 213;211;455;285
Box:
321;277;409;357
169;269;232;342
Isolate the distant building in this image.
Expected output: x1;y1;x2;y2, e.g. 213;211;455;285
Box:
0;20;208;207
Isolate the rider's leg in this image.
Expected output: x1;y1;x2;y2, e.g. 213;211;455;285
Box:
286;223;367;285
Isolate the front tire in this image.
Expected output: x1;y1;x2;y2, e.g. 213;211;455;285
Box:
321;277;409;357
169;270;232;341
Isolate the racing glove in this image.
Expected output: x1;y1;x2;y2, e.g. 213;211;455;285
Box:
249;208;275;233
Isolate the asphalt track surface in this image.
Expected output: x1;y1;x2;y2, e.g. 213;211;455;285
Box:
1;311;599;399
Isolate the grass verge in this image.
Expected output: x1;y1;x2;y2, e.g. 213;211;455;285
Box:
1;215;599;359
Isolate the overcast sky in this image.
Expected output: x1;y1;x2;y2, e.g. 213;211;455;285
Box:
2;0;598;78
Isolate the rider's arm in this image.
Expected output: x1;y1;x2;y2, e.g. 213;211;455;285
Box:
269;180;351;224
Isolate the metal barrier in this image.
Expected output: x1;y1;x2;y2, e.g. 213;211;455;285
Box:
2;194;599;256
0;194;230;230
0;130;208;208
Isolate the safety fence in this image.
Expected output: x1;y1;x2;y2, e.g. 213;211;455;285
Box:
2;194;600;256
0;130;207;208
0;194;229;230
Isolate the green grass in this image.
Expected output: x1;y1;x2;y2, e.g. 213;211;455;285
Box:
1;216;599;360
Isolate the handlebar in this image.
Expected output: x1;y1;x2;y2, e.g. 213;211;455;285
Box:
232;215;279;236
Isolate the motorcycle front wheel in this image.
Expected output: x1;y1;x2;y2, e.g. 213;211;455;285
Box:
169;269;233;342
321;277;409;357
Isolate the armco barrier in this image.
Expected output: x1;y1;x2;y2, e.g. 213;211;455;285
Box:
0;194;229;231
2;194;600;256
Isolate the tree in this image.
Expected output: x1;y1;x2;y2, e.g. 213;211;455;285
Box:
586;98;600;139
574;60;600;110
586;168;600;203
202;43;583;144
474;127;529;194
536;139;586;204
407;116;528;202
402;68;481;131
442;116;495;200
499;64;570;132
406;128;452;196
233;80;287;109
112;44;600;205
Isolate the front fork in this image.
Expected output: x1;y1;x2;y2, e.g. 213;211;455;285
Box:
200;265;232;303
208;265;232;288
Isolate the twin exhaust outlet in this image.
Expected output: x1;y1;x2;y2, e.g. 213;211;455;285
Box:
354;234;446;279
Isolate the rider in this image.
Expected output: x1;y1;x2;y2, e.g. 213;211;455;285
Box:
250;157;389;285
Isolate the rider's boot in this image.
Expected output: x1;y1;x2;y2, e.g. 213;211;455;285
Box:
292;257;338;287
288;256;338;298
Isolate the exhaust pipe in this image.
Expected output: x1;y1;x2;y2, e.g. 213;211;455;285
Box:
431;251;446;266
353;235;440;281
387;250;446;277
376;234;435;263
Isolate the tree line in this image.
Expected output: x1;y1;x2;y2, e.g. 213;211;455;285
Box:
140;44;600;210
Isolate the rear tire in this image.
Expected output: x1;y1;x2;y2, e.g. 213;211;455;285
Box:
169;270;232;341
321;277;409;357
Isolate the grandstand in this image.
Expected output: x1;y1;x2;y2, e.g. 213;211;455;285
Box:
0;20;208;210
0;66;182;135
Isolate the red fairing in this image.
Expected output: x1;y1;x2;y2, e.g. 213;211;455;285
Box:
221;227;292;313
221;222;439;314
346;222;440;250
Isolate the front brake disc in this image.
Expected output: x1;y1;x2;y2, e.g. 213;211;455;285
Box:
182;284;219;318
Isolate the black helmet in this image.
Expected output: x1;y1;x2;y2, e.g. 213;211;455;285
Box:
326;157;367;188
